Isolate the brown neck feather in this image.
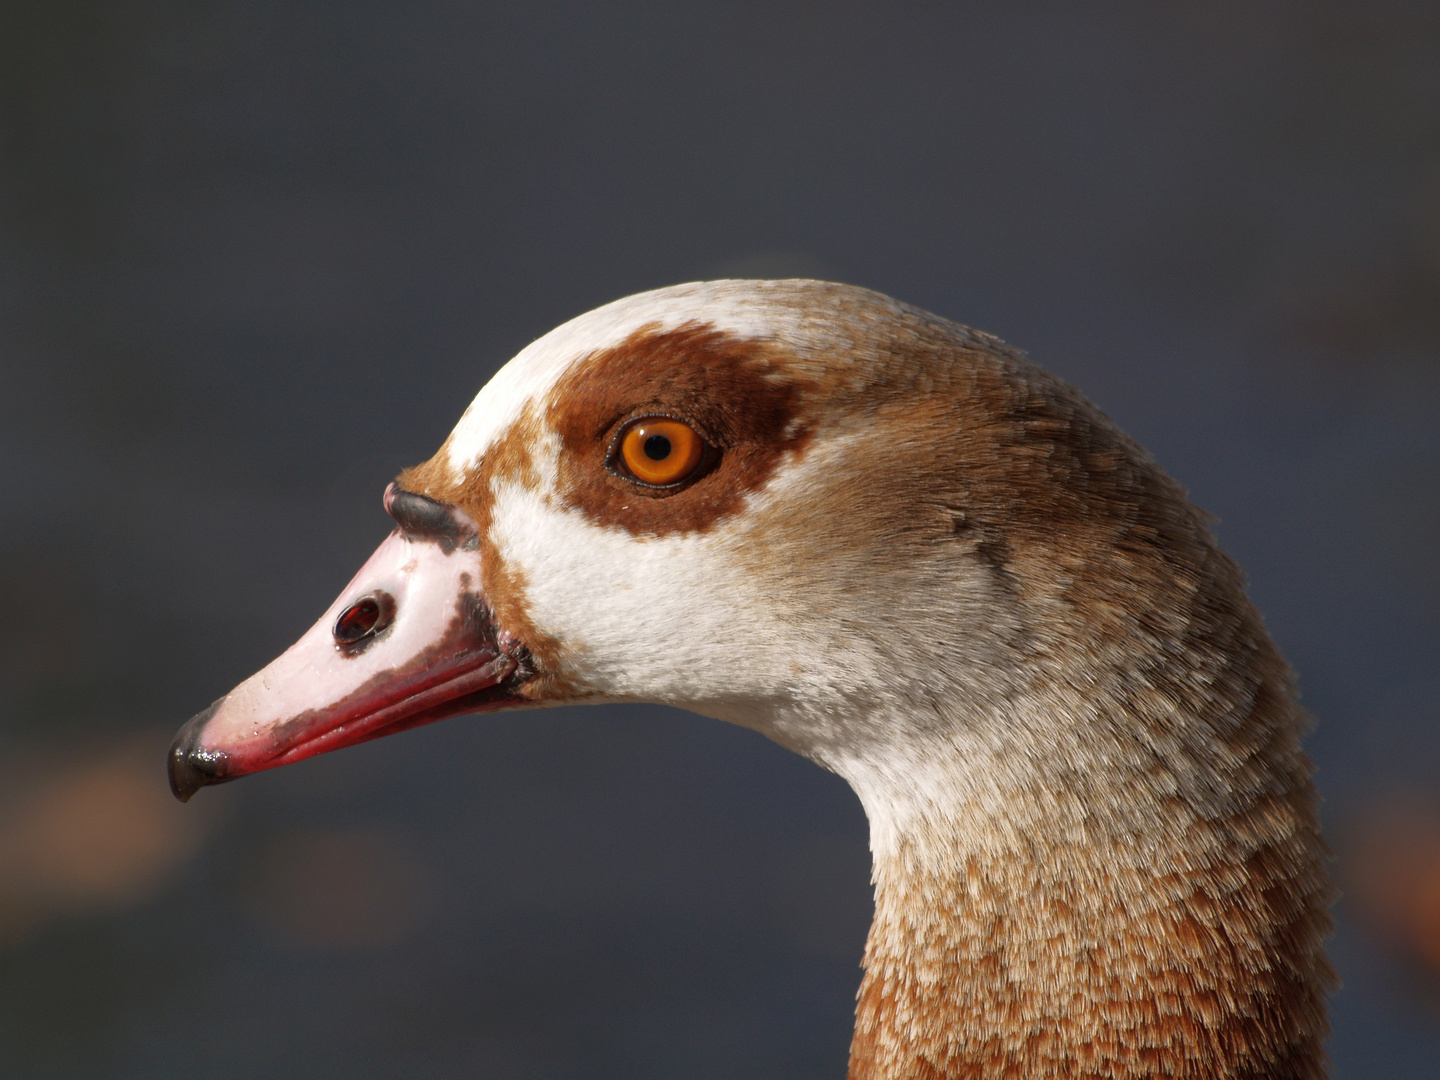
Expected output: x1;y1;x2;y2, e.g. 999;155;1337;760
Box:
849;809;1333;1079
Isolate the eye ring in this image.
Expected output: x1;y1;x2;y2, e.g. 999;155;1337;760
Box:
609;416;708;488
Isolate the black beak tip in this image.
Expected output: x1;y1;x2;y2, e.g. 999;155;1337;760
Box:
168;698;231;803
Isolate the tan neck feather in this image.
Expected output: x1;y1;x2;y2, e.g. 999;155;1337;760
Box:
847;760;1334;1080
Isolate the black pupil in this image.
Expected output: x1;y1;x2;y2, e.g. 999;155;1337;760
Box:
335;598;380;643
643;434;672;460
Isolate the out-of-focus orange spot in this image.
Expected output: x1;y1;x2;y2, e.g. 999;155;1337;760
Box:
242;826;435;952
0;733;218;943
1343;795;1440;978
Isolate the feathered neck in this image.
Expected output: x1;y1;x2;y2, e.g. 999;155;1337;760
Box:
850;802;1332;1078
835;587;1334;1079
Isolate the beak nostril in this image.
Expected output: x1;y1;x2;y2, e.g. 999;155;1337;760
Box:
334;592;394;649
335;599;380;642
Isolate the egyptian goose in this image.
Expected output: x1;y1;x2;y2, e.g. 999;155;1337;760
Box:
170;280;1334;1079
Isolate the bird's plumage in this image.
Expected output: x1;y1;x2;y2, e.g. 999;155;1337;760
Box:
172;280;1333;1078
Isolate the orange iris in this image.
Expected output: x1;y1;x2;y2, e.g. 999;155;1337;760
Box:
619;418;704;486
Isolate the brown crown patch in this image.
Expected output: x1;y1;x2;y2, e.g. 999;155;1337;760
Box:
544;321;816;537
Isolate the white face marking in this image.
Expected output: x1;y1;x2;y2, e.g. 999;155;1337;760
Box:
485;428;882;711
482;419;1025;859
492;463;1044;860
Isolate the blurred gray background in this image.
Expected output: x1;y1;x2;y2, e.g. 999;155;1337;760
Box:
2;2;1438;1077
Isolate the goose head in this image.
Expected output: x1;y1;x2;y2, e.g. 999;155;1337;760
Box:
169;280;1333;1079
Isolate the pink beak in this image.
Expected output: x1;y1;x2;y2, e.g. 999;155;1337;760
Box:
168;484;530;802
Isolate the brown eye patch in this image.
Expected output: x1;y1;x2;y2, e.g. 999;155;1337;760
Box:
546;322;815;537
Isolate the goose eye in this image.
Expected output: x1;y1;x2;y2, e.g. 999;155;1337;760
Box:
617;417;705;486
